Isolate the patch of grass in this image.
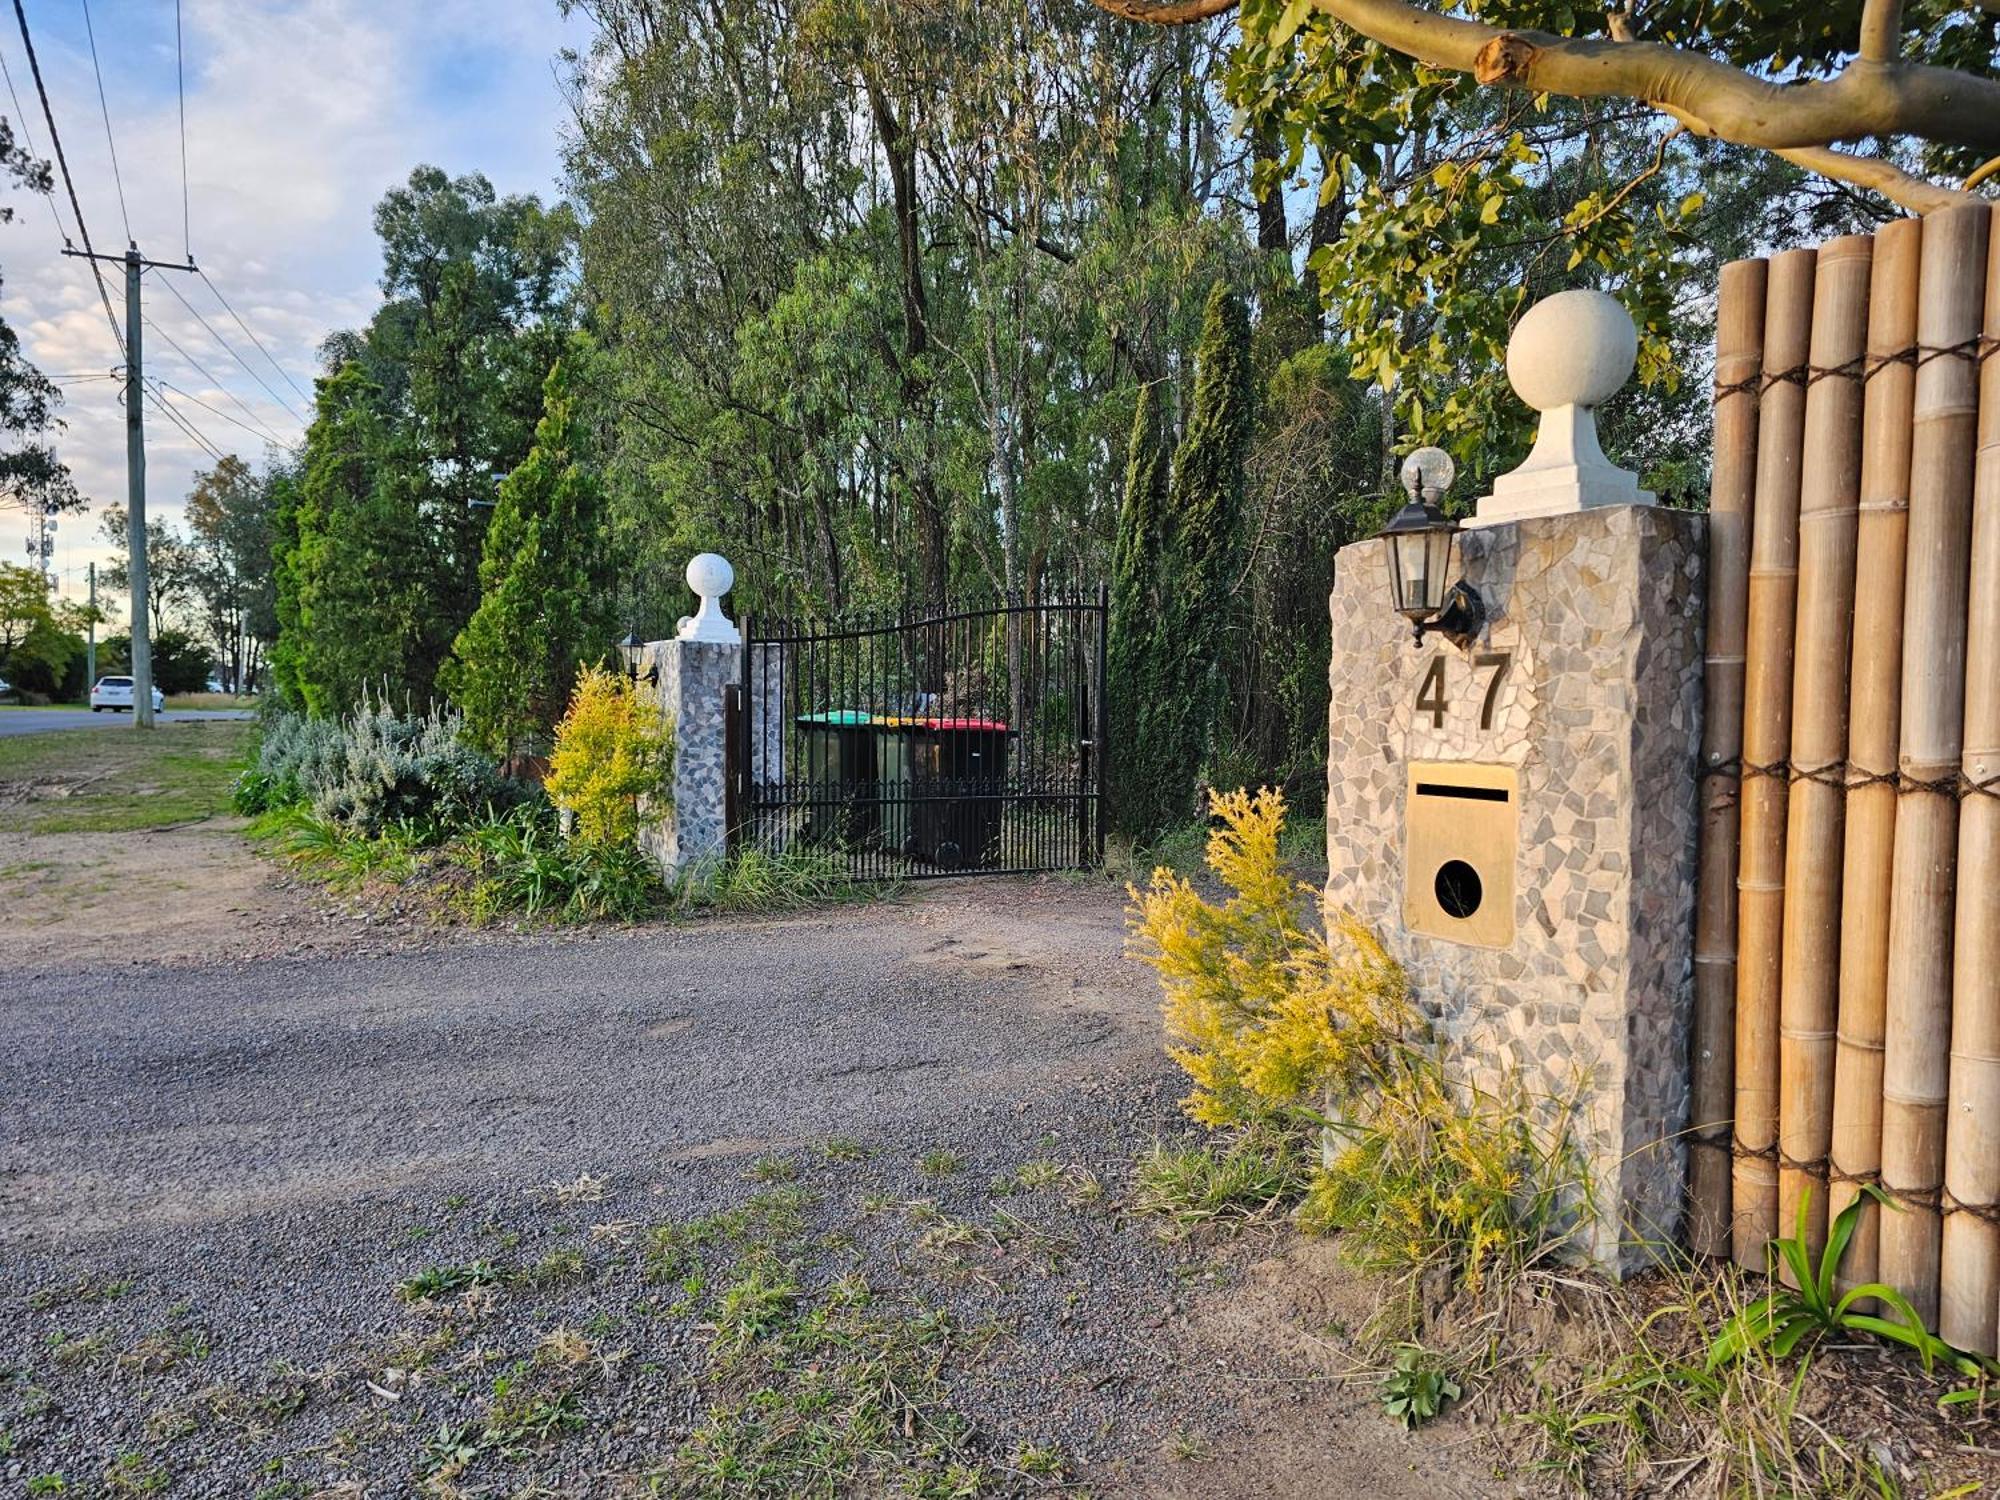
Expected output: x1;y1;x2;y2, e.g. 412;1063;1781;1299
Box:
27;1274;135;1309
918;1149;966;1178
0;721;254;834
1128;1130;1307;1237
817;1136;870;1163
101;1452;169;1496
395;1260;506;1302
669;845;880;915
746;1154;797;1183
514;1249;587;1290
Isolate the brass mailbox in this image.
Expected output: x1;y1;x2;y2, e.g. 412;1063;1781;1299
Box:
1403;761;1517;949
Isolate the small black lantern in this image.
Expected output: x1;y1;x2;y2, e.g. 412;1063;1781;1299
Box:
616;630;647;683
1380;447;1486;647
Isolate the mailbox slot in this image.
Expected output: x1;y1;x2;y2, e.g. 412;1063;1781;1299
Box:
1403;761;1517;949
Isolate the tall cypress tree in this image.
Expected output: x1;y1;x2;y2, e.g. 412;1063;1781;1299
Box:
442;358;615;759
1108;381;1174;840
1157;282;1254;827
1106;284;1255;842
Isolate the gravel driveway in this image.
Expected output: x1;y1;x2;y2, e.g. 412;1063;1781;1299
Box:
0;884;1499;1498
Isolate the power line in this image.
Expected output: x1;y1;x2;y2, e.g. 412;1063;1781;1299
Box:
142;381;224;462
196;267;310;406
78;0;130;242
156;272;306;424
140;310;291;445
10;0;124;358
0;42;68;243
174;0;188;259
150;375;286;449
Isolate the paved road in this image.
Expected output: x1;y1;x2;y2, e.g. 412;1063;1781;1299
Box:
0;706;255;736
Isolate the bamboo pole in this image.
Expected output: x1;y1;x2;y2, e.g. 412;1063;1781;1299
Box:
1778;236;1873;1267
1733;247;1817;1270
1830;217;1924;1302
1691;258;1769;1257
1940;215;2000;1356
1880;201;1992;1328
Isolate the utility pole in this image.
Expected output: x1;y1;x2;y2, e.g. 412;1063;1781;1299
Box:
63;242;198;729
86;559;96;690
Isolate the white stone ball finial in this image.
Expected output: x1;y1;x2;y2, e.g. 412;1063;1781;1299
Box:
1471;288;1652;528
1505;288;1638;413
678;552;742;645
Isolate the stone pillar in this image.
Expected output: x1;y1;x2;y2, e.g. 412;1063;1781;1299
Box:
637;553;744;879
1324;504;1705;1276
637;637;739;877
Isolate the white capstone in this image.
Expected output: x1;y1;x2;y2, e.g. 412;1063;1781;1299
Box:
677;552;742;644
1472;289;1653;528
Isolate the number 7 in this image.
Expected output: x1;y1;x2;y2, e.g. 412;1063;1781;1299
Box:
1475;652;1511;730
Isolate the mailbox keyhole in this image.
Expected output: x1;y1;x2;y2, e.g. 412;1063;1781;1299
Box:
1435;859;1483;919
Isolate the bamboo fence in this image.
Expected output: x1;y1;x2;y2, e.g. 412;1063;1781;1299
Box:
1733;247;1816;1270
1695;205;1999;1342
1940;219;2000;1356
1880;202;1989;1330
1829;216;1923;1301
1688;257;1767;1259
1777;236;1871;1265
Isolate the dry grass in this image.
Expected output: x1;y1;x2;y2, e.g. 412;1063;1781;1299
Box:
163;692;259;710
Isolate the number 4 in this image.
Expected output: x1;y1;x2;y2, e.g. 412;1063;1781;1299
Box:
1415;657;1447;728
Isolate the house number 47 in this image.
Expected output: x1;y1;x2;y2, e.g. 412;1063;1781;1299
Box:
1415;652;1511;731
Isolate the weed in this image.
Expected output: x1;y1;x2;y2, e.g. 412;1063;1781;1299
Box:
919;1149;966;1177
45;1328;110;1367
1164;1426;1213;1462
26;1476;65;1496
711;1264;799;1358
1012;1443;1066;1477
101;1452;169;1496
515;1248;587;1289
1709;1185;2000;1384
1010;1158;1064;1191
535;1326;593;1368
396;1260;505;1301
747;1154;797;1183
1379;1344;1461;1429
818;1136;870;1163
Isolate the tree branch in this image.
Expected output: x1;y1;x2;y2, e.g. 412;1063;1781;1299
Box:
1088;0;2000;205
1858;0;1904;63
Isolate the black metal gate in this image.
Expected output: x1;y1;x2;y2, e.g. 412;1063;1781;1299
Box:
734;587;1108;879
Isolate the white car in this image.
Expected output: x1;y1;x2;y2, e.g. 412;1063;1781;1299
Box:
90;675;165;713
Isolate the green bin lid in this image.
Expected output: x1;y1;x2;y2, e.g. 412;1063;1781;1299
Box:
795;710;873;725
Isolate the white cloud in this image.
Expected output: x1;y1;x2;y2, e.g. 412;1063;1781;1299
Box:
0;0;584;620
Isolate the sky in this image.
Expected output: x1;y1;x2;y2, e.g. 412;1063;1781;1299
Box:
0;0;589;622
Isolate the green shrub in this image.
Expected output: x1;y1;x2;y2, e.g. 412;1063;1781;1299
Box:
237;697;516;837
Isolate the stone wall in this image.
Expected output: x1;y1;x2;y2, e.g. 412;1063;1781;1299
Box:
1324;504;1705;1274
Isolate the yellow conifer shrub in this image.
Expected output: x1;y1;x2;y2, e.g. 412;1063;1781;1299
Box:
545;666;675;850
1127;787;1580;1292
1128;787;1412;1129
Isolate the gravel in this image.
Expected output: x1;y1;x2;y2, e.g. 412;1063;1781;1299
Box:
0;881;1294;1495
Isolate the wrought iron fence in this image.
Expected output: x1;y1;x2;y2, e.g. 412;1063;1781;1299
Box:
735;587;1108;879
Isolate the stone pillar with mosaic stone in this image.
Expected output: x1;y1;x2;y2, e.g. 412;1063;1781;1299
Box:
1324;292;1706;1277
637;554;742;879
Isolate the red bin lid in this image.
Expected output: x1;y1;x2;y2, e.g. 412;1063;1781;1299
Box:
925;717;1008;731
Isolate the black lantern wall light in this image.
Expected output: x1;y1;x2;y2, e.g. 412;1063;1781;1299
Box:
1379;446;1486;647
